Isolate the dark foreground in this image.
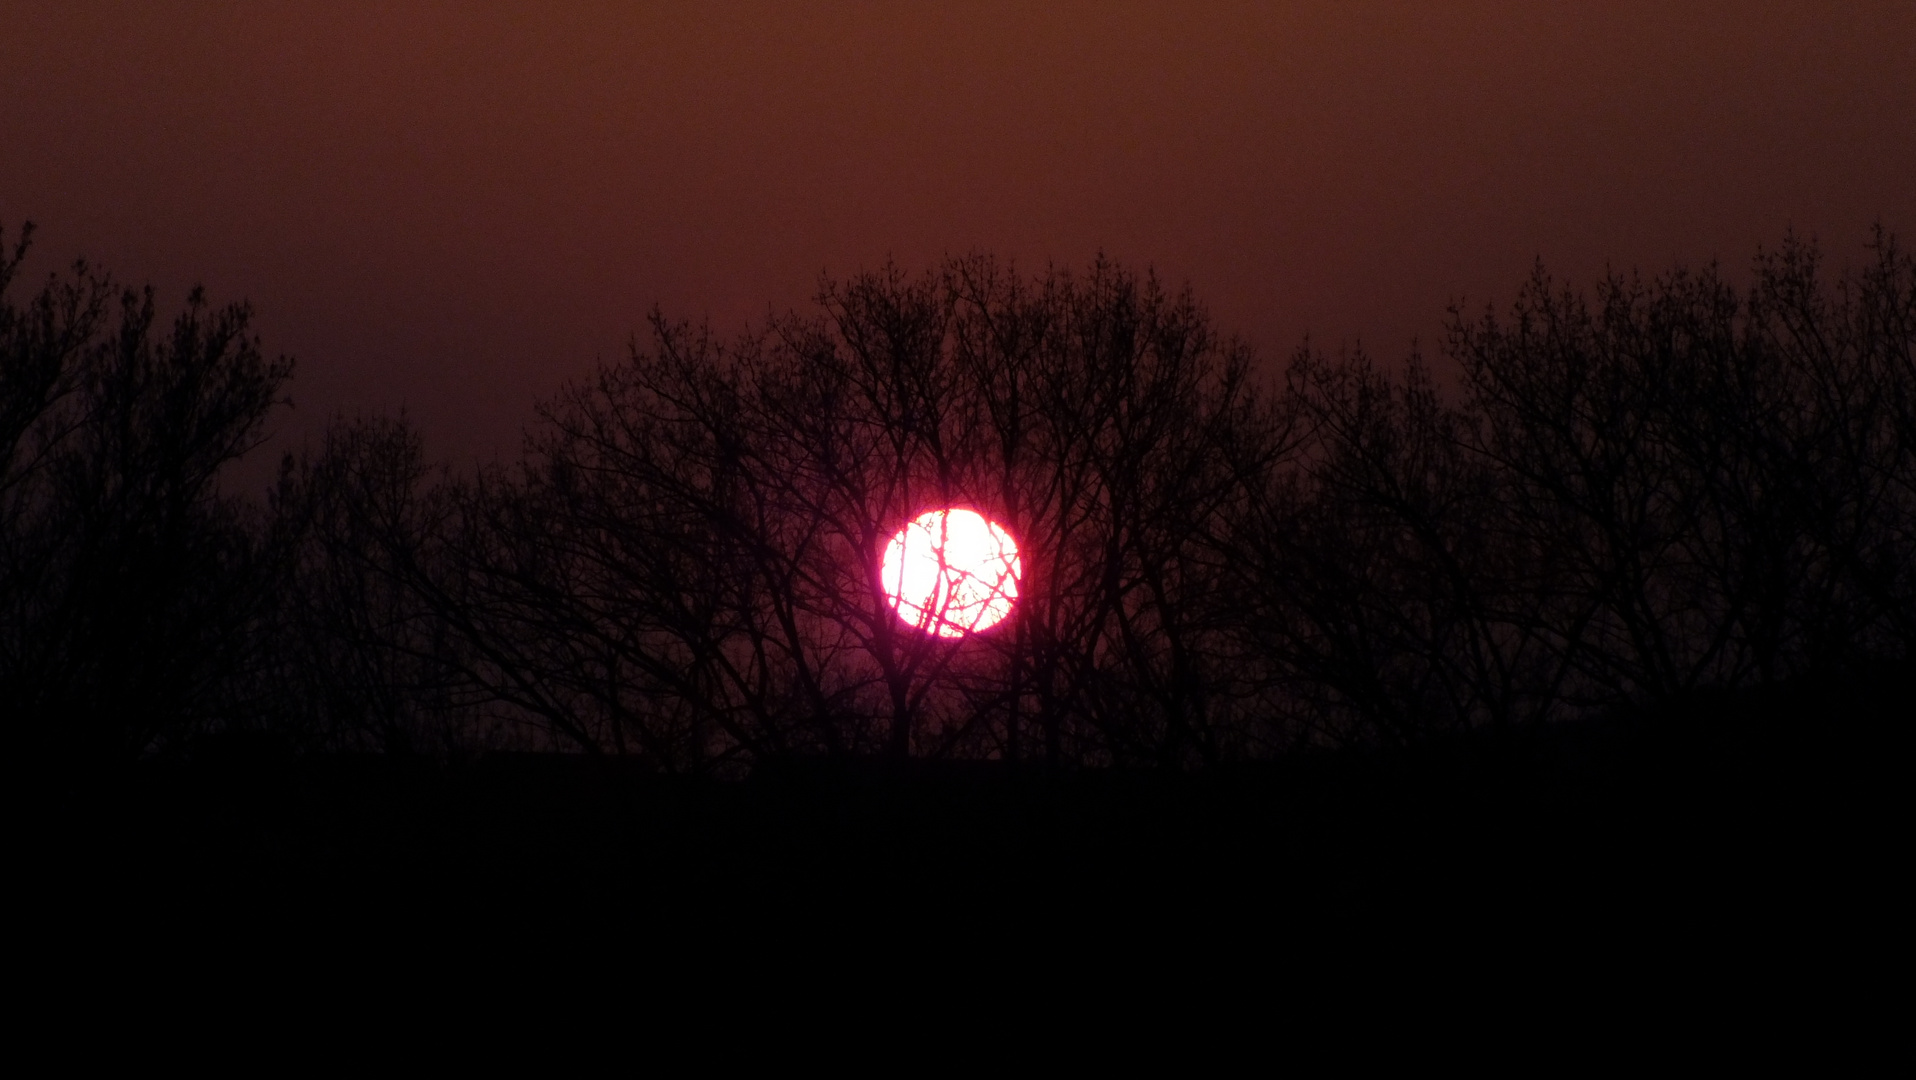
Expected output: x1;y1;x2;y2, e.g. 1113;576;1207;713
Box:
25;674;1904;960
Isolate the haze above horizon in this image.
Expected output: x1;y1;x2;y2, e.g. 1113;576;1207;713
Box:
4;1;1913;468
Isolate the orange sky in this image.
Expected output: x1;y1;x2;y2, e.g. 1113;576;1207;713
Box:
5;2;1913;467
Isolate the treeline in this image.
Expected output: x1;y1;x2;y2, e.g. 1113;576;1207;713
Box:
4;222;1912;768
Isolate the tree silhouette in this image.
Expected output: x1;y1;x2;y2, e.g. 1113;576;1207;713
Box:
1223;228;1915;745
6;223;1907;765
0;222;291;758
253;414;493;757
370;256;1279;769
1449;229;1915;705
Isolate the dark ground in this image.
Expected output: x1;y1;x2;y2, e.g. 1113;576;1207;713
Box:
22;672;1904;967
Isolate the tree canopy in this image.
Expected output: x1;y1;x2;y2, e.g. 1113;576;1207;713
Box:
6;224;1911;766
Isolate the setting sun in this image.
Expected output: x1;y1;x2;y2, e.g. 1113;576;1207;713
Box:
881;509;1022;637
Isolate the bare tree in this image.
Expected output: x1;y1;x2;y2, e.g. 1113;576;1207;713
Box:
1451;230;1916;708
0;222;291;757
225;230;1916;762
377;256;1282;769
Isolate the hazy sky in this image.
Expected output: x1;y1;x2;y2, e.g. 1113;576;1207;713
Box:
5;1;1913;468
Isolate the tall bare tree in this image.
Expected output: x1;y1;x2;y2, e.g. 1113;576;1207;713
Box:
0;222;291;757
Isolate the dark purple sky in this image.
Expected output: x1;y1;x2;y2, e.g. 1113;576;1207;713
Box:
5;2;1913;470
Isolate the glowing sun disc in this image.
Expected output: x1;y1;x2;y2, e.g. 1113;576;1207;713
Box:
881;508;1022;637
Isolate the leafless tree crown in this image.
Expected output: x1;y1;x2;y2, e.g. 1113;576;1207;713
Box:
6;230;1911;765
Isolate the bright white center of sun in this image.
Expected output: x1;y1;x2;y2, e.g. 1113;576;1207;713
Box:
881;508;1022;637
